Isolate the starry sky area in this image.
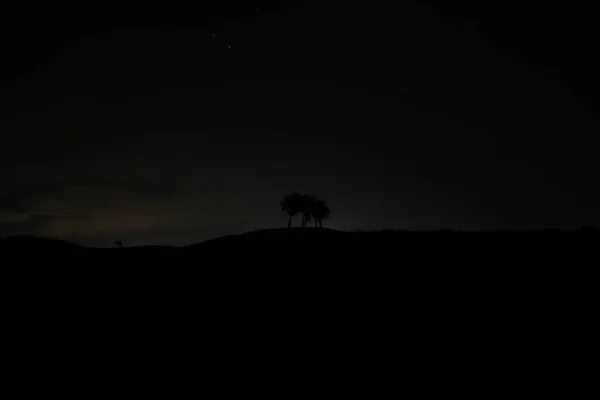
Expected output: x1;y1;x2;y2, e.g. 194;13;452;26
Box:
1;1;598;246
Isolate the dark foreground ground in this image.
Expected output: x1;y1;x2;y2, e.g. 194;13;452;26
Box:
1;227;598;279
2;226;599;256
1;228;596;395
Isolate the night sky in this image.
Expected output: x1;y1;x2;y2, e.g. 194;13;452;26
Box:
1;1;598;246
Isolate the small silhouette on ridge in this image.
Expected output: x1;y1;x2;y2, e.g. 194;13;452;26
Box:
279;193;330;228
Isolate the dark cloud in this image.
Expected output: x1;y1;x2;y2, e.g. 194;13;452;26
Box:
0;182;287;246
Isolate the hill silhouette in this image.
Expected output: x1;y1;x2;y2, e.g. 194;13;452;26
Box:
0;235;88;255
2;227;597;263
2;227;595;395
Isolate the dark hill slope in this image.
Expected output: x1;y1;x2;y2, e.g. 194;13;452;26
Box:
2;228;598;262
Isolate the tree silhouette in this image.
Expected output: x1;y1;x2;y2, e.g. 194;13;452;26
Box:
300;194;316;228
312;199;330;228
280;192;303;228
280;193;330;228
114;240;123;248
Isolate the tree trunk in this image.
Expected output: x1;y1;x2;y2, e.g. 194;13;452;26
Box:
314;219;318;227
319;219;323;228
288;215;292;228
